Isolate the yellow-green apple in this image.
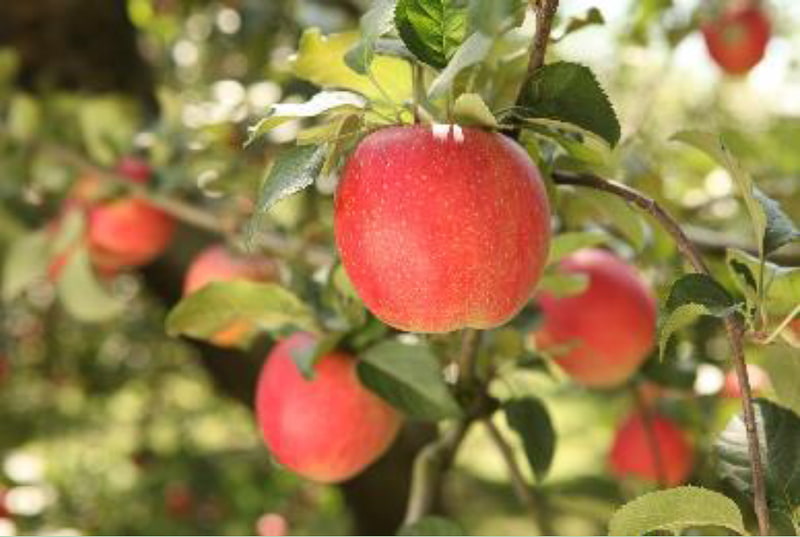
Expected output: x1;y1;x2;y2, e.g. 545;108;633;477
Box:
334;125;551;333
702;5;770;75
256;332;402;483
609;412;693;486
183;244;278;347
532;249;657;388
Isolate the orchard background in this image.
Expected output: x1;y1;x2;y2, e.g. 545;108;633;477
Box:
0;0;799;535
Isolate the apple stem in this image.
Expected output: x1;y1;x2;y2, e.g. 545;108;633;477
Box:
483;418;555;535
526;0;561;77
631;382;668;490
552;170;770;536
412;62;424;124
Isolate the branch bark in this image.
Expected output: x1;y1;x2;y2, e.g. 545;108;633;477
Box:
552;170;770;535
527;0;560;76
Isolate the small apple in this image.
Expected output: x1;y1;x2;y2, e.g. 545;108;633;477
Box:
702;5;770;75
721;363;770;398
334;125;551;333
183;244;278;295
183;244;278;347
257;513;288;536
609;412;693;487
532;249;657;388
165;482;193;518
256;332;402;483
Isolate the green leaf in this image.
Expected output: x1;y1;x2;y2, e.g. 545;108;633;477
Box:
395;0;468;70
398;516;465;536
561;189;647;251
517;62;620;147
555;7;605;42
504;398;556;482
608;486;746;536
357;340;462;420
715;399;800;510
78;96;139;165
57;247;125;323
754;188;800;254
538;271;589;298
291;332;345;380
7;93;41;142
762;347;800;417
547;231;609;265
728;249;800;316
428;31;492;99
467;0;526;36
672;131;798;256
291;29;412;106
249;145;327;240
246;91;366;146
451;93;498;128
345;0;398;74
658;274;738;359
2;230;50;301
165;281;319;349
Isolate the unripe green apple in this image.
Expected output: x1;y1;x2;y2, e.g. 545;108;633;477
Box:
532;249;657;388
702;5;770;75
183;244;279;347
609;412;693;486
334;125;551;333
256;332;402;483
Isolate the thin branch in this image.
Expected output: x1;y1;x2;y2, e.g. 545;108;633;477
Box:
526;0;561;76
631;382;667;489
552;170;770;535
483;419;554;536
402;329;483;526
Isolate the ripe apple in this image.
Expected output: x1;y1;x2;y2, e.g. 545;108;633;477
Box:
257;513;288;536
532;249;657;388
0;355;8;385
702;5;770;75
164;483;193;518
609;412;694;486
184;244;278;295
183;244;278;346
721;363;770;398
256;332;402;483
334;125;551;333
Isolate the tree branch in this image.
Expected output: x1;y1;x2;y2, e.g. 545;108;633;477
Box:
552;170;770;535
527;0;560;76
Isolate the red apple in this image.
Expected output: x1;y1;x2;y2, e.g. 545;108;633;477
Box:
721;363;770;398
702;5;770;75
334;125;551;333
0;356;8;385
609;412;694;487
165;483;193;518
183;244;278;346
532;249;657;388
256;332;402;483
257;513;288;536
183;244;278;295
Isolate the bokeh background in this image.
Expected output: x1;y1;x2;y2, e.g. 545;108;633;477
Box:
0;0;798;535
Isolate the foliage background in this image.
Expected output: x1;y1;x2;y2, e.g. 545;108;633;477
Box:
0;0;798;535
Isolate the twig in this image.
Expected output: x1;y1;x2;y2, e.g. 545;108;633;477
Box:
552;170;770;535
631;382;667;489
527;0;561;76
402;329;483;526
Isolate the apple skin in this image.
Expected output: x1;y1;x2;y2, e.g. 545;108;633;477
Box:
532;249;657;388
721;363;770;398
609;412;694;487
257;513;288;537
702;6;770;75
334;125;551;333
256;332;402;483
